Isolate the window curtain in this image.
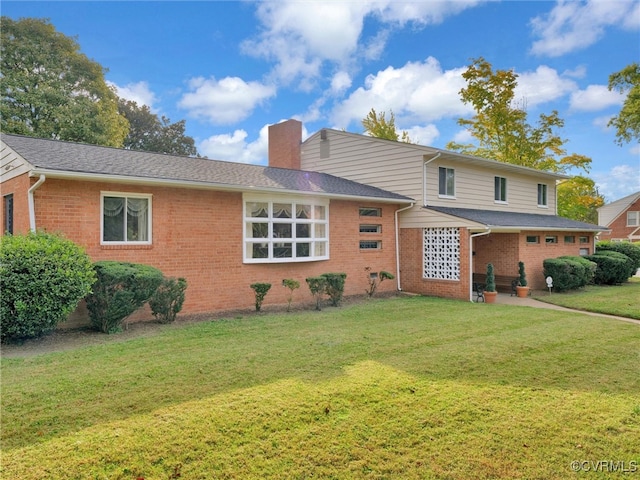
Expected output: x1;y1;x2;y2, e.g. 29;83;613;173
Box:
126;198;149;241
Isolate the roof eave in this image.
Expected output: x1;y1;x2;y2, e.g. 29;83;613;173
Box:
30;169;414;204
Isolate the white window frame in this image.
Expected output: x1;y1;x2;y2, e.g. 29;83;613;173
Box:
100;192;152;245
537;184;548;208
243;194;329;263
438;167;456;198
494;176;507;203
627;211;640;227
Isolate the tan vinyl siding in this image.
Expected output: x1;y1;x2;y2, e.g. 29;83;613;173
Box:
0;141;32;183
399;206;482;229
302;133;427;202
425;162;556;215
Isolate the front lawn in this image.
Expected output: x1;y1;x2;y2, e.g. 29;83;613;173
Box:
534;277;640;319
2;296;639;479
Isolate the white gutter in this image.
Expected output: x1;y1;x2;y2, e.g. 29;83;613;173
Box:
394;202;415;291
422;153;441;206
28;174;46;232
469;228;491;302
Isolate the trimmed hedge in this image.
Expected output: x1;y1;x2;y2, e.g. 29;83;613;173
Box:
86;261;164;333
585;251;634;285
321;272;347;306
596;241;640;271
149;277;187;323
543;256;596;292
0;232;95;342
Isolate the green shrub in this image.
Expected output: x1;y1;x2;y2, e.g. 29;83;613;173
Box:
517;261;527;287
365;267;395;297
306;276;327;311
250;283;271;312
485;264;496;292
596;241;640;271
0;232;95;342
86;261;164;333
586;251;633;285
149;277;187;323
556;256;597;289
321;272;347;306
543;257;584;292
282;279;300;312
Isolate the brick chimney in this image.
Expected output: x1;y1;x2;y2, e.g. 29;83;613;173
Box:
268;119;302;170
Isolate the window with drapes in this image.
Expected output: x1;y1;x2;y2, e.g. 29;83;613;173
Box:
102;193;151;244
244;195;329;263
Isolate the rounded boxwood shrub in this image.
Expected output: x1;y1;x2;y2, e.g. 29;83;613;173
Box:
0;232;95;342
86;261;164;333
584;252;631;285
557;256;597;288
149;277;188;323
596;241;640;271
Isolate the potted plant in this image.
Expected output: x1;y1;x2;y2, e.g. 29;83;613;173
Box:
516;261;530;298
484;263;498;303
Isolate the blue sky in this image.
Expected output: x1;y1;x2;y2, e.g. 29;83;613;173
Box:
4;0;639;202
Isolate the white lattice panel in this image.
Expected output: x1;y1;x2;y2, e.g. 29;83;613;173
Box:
423;227;460;280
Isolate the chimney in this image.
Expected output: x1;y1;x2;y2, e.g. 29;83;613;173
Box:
268;119;302;170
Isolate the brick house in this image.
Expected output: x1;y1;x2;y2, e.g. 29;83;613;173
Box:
1;119;607;322
597;191;640;242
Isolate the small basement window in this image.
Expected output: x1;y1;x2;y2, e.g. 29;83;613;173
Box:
564;235;575;243
526;235;540;244
545;236;558;244
359;207;381;217
360;224;381;233
360;240;381;250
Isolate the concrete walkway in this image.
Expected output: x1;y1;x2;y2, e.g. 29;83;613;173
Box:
492;291;640;325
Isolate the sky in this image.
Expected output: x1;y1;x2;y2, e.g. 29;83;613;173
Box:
3;0;640;202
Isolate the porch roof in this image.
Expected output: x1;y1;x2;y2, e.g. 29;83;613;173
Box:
1;134;414;204
426;206;608;232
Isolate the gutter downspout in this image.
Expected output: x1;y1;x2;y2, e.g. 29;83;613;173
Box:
469;228;491;302
423;153;441;206
28;174;46;232
394;202;415;291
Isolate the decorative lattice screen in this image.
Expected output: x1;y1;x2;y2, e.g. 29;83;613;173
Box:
423;227;460;280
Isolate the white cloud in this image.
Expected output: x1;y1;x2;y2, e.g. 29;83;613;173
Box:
178;76;276;125
108;81;157;109
404;124;440;146
331;57;471;129
198;122;310;164
242;0;486;87
594;164;640;202
530;0;640;57
569;85;624;112
593;114;614;130
330;71;352;95
451;128;475;145
514;65;577;107
199;128;267;164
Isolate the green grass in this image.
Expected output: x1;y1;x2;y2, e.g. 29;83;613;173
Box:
2;296;639;479
534;277;640;319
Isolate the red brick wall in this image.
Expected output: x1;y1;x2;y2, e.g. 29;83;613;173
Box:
399;227;471;301
1;173;31;234
20;176;401;322
474;231;596;290
599;198;640;241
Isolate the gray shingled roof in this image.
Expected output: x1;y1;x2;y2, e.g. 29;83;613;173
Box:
427;206;607;231
2;134;414;202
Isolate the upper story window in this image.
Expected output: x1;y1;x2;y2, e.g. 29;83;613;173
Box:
244;195;329;263
438;167;455;198
537;184;548;207
494;176;507;203
627;211;640;226
101;193;152;244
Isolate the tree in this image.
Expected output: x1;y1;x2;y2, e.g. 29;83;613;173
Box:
118;99;199;156
607;63;640;145
0;17;128;147
447;57;602;221
362;108;411;142
557;176;604;224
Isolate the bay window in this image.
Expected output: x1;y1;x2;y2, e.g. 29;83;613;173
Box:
244;195;329;263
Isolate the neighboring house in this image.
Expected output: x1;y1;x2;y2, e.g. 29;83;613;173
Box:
0;121;412;324
298;126;606;299
0;119;607;324
597;191;640;242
